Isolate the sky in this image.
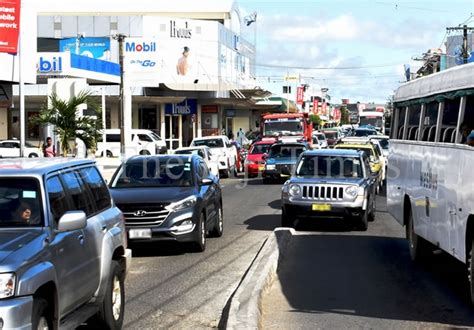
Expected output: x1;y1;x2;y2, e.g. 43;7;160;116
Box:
237;0;474;104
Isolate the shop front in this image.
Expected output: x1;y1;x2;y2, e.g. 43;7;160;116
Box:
163;99;197;150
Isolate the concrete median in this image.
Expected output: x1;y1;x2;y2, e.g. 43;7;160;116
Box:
224;227;294;329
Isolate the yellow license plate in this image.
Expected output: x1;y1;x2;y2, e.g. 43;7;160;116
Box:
258;165;265;171
312;204;332;211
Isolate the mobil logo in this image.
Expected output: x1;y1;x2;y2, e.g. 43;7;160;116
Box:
37;56;63;73
125;41;157;53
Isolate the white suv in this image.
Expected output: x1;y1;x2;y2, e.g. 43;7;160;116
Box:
190;135;238;178
96;129;167;157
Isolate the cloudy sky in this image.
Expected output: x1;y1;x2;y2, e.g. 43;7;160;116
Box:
238;0;474;104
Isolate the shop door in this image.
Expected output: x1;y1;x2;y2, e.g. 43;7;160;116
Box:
165;115;180;151
140;108;157;130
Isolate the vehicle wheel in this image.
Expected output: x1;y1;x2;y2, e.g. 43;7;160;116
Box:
139;150;151;155
96;261;125;330
210;204;223;237
192;213;206;252
32;298;52;330
357;209;368;231
368;198;376;222
28;153;39;158
468;239;474;305
406;206;430;262
281;209;294;228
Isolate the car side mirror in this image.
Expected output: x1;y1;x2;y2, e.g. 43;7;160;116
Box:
57;211;87;232
201;178;213;186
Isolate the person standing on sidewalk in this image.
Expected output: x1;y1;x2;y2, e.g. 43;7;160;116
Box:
42;137;56;157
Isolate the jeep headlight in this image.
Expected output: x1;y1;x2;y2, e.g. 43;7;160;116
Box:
289;184;302;197
0;273;15;299
166;196;197;212
266;164;276;170
345;186;358;198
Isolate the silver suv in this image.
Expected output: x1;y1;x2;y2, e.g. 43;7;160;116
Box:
0;158;131;329
281;149;377;230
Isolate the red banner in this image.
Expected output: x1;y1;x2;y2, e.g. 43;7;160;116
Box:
322;102;327;115
313;99;319;114
333;108;341;120
0;0;20;54
296;86;304;105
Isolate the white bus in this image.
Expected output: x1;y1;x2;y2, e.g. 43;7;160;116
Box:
387;62;474;302
359;110;385;134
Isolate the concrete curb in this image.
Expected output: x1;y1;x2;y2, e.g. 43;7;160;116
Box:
226;227;295;329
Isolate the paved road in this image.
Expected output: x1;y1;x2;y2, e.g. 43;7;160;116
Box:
262;190;474;329
122;177;283;329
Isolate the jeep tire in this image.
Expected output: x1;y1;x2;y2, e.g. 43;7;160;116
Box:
96;261;125;330
32;298;52;330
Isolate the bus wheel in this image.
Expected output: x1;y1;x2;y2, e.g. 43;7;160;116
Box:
406;207;431;262
468;239;474;305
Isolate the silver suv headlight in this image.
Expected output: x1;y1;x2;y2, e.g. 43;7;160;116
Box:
289;184;302;197
166;196;197;212
345;186;358;198
0;273;15;299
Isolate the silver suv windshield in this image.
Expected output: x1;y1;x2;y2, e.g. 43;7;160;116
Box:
0;178;43;227
296;156;363;178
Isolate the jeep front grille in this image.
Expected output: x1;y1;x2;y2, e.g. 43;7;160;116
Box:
301;185;344;201
116;203;170;226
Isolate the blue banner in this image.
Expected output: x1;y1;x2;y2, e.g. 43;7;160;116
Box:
59;37;110;60
165;99;197;116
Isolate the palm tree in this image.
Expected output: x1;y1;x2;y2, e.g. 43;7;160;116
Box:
34;90;103;156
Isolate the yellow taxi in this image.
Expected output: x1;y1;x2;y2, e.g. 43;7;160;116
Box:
334;142;383;193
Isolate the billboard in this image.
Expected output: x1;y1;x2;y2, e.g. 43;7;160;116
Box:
0;0;20;54
123;38;160;86
59;37;110;60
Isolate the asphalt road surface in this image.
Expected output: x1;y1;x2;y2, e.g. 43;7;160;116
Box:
262;189;474;329
121;177;283;329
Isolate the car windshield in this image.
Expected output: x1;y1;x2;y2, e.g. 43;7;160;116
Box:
316;134;326;140
336;145;375;157
0;178;43;227
264;120;304;136
323;132;337;139
269;145;305;158
296;156;363;178
111;158;194;188
251;144;272;154
192;139;224;148
353;129;377;137
374;138;389;149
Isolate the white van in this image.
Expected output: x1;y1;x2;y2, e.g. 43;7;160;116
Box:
96;129;167;157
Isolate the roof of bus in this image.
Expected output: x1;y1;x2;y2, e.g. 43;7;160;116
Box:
394;62;474;103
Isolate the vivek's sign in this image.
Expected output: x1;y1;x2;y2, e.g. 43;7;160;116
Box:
0;0;20;54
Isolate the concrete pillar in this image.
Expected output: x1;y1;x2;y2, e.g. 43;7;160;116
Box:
160;103;166;138
123;82;133;159
197;104;202;138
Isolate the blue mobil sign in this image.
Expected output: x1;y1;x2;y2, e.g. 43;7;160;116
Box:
165;99;197;116
59;37;110;60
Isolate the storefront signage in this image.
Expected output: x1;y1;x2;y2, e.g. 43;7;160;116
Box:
38;55;63;73
202;105;218;113
0;0;20;54
123;37;160;86
165;99;197;116
170;20;192;39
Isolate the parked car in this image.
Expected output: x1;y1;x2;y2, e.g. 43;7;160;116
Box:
190;135;238;178
96;128;167;157
281;149;377;230
263;142;308;183
174;146;219;178
245;138;276;177
0;158;131;329
0;140;42;158
313;132;328;148
369;135;390;158
109;155;223;252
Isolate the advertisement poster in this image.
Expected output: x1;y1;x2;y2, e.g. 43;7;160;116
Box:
59;37;110;60
0;0;20;53
123;37;160;86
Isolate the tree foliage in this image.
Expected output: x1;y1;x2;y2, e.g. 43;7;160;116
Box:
340;106;350;125
309;114;322;127
33;90;102;156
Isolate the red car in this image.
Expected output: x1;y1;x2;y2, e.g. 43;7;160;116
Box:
245;138;277;177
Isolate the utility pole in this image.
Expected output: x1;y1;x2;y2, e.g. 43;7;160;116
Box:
446;25;474;64
113;34;126;157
